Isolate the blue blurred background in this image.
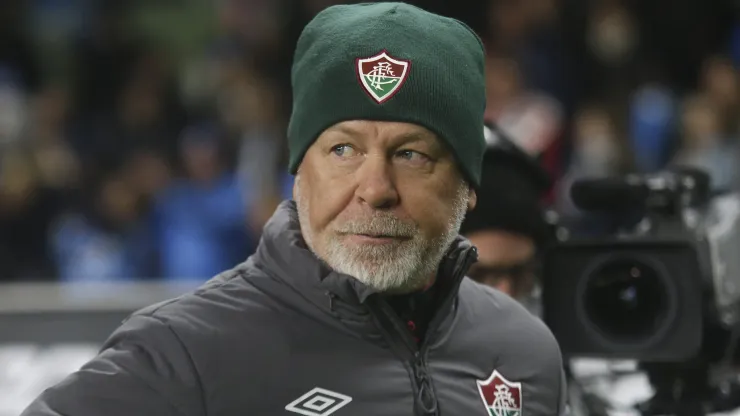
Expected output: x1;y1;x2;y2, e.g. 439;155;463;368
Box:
0;0;739;283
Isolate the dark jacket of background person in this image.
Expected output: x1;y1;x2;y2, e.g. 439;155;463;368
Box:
461;126;553;309
21;201;567;416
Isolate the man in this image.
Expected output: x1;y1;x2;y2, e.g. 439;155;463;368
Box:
22;3;567;415
461;125;553;311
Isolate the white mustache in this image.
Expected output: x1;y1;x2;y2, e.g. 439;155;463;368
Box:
335;215;417;238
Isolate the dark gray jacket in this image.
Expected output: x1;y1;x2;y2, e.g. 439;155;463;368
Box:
22;201;567;416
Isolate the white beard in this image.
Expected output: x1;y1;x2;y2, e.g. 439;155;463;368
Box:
295;176;470;293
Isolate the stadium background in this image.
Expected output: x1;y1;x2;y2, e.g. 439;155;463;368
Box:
1;0;740;414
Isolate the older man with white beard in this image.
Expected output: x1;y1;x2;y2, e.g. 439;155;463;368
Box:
293;121;473;295
22;3;567;416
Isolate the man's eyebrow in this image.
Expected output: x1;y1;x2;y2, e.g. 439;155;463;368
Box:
324;124;362;137
394;131;443;150
323;125;443;150
395;132;428;142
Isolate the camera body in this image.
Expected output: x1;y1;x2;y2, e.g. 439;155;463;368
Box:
543;237;705;361
543;168;740;362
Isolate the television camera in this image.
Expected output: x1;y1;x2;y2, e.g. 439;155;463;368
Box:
543;168;740;415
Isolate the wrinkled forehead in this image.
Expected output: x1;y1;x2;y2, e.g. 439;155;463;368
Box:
317;120;446;149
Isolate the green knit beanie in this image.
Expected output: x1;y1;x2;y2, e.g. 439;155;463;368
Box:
287;2;487;187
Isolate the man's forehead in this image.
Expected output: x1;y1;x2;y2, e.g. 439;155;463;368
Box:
321;120;441;146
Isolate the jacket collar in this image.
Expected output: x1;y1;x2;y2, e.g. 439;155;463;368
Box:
251;200;477;314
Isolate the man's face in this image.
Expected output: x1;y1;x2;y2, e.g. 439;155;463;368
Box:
466;230;536;298
294;120;477;294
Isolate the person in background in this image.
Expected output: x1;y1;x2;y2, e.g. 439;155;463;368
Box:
484;54;565;162
0;148;64;281
230;67;285;233
461;125;553;313
556;102;630;235
50;166;156;282
670;94;740;192
152;123;254;281
699;55;739;137
121;147;172;202
0;84;79;281
628;83;677;172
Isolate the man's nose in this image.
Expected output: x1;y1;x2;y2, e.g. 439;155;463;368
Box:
354;155;399;209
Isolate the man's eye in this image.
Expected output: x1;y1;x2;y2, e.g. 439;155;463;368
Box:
396;150;429;163
331;144;355;157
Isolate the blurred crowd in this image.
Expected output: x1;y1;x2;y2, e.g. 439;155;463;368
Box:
0;0;739;282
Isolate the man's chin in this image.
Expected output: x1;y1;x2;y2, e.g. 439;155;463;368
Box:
320;239;432;292
351;273;420;293
330;259;429;293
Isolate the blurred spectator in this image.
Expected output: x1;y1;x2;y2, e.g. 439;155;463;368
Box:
0;70;28;147
670;94;740;192
50;167;156;282
577;0;639;102
121;148;172;201
628;83;677;172
0;0;41;93
488;0;574;113
26;84;81;190
230;69;285;231
587;0;637;70
70;1;145;118
484;55;565;172
209;0;290;95
556;102;629;233
215;0;282;53
152;124;254;281
730;23;740;68
184;48;285;233
184;35;286;231
632;0;735;90
488;0;533;49
700;56;739;137
0;149;62;280
461;127;552;314
484;56;522;122
0;82;79;282
75;46;184;174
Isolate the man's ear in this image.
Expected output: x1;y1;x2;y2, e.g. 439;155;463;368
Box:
467;187;477;211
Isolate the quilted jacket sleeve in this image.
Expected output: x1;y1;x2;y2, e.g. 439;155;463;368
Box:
20;314;205;416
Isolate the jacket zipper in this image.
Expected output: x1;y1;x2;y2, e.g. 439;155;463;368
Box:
372;246;477;416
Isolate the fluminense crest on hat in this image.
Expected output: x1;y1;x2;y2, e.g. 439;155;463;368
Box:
356;50;411;104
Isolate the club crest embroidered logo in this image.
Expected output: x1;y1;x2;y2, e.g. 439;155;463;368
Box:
477;370;523;416
355;50;410;104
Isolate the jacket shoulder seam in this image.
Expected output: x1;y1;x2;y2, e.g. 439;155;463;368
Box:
140;269;245;317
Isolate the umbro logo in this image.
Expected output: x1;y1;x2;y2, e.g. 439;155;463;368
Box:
285;387;353;416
